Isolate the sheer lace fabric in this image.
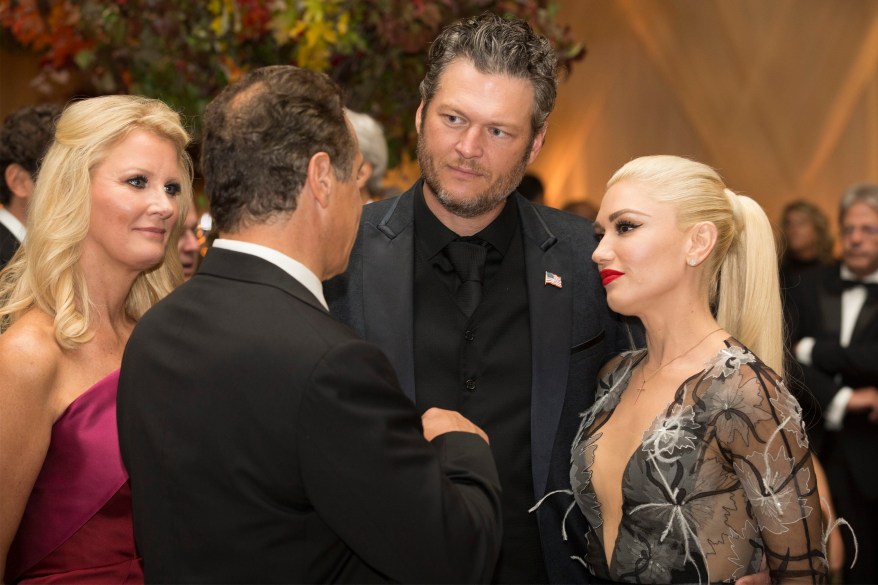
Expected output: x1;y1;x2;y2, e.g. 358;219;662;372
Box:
570;338;827;583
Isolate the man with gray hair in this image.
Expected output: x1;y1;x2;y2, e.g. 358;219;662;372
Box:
326;13;630;582
785;183;878;584
345;108;389;203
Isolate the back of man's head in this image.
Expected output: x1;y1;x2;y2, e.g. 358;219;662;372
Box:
202;66;356;233
419;12;558;136
0;104;62;206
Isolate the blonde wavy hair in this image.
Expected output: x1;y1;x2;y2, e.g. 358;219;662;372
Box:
607;155;784;376
0;95;193;348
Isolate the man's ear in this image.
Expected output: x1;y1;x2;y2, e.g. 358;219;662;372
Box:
4;163;35;200
415;101;425;136
527;123;548;165
687;221;719;264
306;152;333;209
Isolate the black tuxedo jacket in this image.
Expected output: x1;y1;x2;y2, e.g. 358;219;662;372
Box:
0;221;20;270
117;248;502;583
325;185;632;583
784;263;878;493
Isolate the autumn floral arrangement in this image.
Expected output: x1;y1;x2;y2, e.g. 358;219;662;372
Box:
1;0;583;162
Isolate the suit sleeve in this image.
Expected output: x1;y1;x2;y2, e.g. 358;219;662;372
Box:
810;337;878;382
298;338;502;584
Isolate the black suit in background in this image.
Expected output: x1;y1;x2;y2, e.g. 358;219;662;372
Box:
0;221;20;269
117;248;502;583
784;263;878;583
325;184;634;583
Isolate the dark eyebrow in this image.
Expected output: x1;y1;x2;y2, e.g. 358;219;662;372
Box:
608;209;649;222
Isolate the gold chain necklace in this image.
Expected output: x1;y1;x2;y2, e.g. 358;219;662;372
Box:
634;327;723;403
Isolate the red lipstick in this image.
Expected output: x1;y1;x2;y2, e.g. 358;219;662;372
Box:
599;269;624;287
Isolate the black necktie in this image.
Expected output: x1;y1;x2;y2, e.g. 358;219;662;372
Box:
444;239;487;317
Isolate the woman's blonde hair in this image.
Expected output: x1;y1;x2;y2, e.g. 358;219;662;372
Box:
607;155;784;375
0;95;193;348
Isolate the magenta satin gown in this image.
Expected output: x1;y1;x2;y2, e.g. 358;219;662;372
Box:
5;370;143;583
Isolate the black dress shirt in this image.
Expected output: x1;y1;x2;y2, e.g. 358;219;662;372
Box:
413;188;546;583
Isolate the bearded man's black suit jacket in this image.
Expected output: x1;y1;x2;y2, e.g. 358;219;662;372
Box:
325;184;633;583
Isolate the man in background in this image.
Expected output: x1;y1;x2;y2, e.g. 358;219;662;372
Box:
177;205;201;280
785;183;878;584
0;104;61;268
345;108;389;203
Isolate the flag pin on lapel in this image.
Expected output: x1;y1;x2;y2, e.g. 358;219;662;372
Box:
544;271;563;288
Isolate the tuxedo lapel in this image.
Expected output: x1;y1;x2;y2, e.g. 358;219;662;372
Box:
518;196;573;497
362;194;417;401
819;271;843;339
852;288;878;342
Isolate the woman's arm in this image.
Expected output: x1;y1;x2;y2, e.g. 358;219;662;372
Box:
0;325;58;580
722;361;828;584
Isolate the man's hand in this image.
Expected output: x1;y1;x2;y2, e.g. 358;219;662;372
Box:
847;386;878;422
421;407;490;444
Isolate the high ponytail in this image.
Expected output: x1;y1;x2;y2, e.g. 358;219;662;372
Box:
607;155;784;375
716;189;784;376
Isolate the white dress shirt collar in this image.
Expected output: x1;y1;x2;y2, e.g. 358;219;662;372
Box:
840;264;878;284
0;207;26;242
212;238;328;310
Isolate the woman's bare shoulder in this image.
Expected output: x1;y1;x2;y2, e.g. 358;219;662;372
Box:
0;309;62;402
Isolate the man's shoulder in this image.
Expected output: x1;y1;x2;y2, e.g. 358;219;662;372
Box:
789;262;838;296
517;198;597;257
360;187;415;225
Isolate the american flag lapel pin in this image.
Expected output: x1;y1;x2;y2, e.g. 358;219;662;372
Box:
544;271;563;288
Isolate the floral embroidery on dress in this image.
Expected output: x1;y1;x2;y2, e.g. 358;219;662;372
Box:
769;384;809;450
642;403;700;464
567;338;827;583
614;528;683;583
723;520;763;580
700;376;772;447
735;446;813;535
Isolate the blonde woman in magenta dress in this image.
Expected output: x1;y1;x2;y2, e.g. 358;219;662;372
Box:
568;156;828;584
0;95;192;583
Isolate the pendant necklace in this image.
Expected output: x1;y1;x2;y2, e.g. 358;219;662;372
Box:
634;327;723;404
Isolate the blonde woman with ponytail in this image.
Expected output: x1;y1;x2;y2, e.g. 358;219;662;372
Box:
569;155;826;583
0;95;192;583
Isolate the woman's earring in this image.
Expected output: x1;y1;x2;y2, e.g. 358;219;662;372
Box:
687;258;697;267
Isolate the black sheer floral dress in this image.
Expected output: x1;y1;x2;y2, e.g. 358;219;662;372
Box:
570;338;827;584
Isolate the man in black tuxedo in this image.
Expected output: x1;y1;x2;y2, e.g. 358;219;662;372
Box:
117;66;502;584
0;104;60;269
785;183;878;584
325;14;633;583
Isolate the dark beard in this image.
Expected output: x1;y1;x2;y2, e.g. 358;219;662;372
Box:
417;126;531;219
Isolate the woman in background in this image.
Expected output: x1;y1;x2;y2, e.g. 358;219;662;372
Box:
0;95;192;583
572;155;827;583
780;200;835;287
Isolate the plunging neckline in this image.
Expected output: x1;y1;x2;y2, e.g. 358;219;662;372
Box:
569;338;826;583
589;343;723;573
